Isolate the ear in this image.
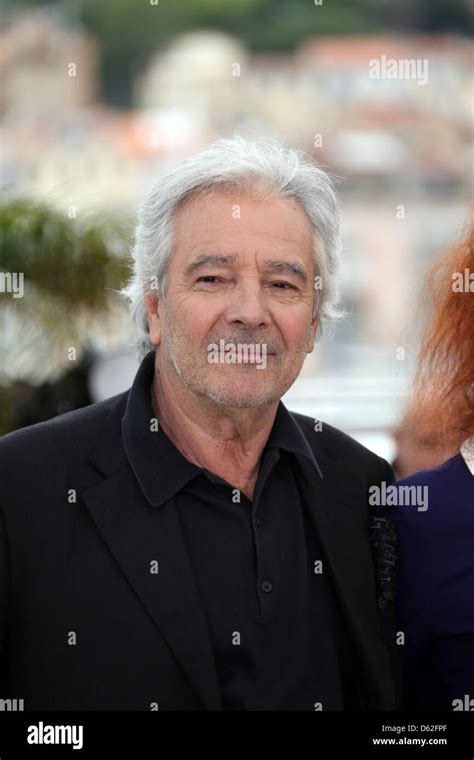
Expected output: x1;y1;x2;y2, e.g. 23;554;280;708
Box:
144;287;162;346
307;313;320;354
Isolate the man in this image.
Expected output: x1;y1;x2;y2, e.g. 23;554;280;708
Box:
0;137;400;711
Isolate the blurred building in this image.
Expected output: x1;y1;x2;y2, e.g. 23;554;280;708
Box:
0;7;98;122
135;31;249;137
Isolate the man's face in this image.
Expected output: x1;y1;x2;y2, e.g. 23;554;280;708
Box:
145;190;319;408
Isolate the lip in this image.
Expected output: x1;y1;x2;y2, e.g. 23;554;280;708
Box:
228;351;276;356
224;350;276;363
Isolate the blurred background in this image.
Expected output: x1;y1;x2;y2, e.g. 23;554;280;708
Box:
0;0;472;473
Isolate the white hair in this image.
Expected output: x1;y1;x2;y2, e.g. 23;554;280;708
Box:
120;136;344;359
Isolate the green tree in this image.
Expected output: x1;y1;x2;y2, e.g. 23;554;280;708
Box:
0;197;129;433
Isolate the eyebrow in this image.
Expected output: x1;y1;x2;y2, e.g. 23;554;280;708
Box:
185;253;308;284
263;260;308;284
184;254;238;277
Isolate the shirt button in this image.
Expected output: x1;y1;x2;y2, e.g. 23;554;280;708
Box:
261;579;273;593
255;517;261;527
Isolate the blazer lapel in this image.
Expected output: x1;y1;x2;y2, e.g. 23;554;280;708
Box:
294;455;396;709
81;402;223;711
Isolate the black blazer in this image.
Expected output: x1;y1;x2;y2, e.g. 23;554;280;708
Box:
0;391;401;710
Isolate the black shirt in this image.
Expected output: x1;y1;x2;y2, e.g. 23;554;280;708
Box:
122;351;358;710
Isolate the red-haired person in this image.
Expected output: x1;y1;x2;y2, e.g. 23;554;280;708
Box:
385;227;474;710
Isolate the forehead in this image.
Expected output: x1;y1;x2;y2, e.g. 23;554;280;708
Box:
171;190;315;254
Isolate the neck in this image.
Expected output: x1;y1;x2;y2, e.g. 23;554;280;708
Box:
150;354;278;500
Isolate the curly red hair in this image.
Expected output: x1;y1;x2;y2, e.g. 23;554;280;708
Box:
404;224;474;451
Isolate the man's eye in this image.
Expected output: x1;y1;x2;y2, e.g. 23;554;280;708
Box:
197;276;220;284
272;282;296;290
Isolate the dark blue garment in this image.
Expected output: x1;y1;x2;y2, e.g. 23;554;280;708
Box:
382;454;474;710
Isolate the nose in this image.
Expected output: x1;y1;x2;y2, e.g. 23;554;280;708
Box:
223;277;271;330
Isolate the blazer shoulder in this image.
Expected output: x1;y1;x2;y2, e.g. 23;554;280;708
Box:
291;410;392;477
0;391;128;464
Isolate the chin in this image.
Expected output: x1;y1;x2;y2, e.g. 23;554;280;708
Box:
205;384;279;409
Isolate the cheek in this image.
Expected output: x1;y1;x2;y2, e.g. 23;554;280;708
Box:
273;309;313;348
169;295;221;341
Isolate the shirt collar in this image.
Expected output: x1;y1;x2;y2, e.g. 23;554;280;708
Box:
122;351;202;508
264;397;323;477
122;350;322;508
460;436;474;475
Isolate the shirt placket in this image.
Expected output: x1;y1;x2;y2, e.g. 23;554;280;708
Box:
250;448;280;623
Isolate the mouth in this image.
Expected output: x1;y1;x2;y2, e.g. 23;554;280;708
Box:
206;340;279;366
227;350;276;359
